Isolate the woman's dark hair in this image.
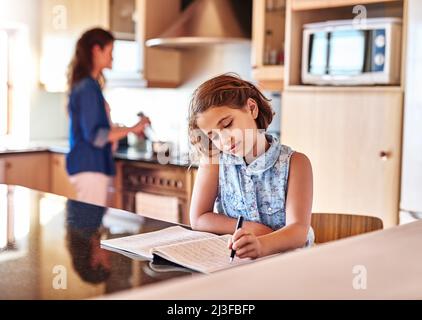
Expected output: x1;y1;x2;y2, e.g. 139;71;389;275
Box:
67;28;114;90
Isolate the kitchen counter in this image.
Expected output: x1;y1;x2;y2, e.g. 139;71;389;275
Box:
0;184;195;299
104;219;422;300
0;140;193;167
3;185;421;300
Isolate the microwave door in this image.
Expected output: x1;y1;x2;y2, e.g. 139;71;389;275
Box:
309;31;329;76
328;29;366;78
302;30;329;84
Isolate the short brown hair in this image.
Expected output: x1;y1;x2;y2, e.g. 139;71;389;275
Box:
188;73;273;154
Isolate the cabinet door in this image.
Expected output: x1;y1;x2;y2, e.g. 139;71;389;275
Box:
252;0;286;90
2;153;50;192
282;89;403;227
40;0;109;91
140;0;182;87
50;153;76;199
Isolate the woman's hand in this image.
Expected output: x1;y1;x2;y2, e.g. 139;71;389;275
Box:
111;141;118;152
131;116;151;135
228;228;263;259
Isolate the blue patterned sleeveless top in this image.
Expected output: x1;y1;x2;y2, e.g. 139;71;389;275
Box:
214;134;314;246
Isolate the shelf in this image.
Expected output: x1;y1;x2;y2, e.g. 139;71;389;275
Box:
252;65;284;80
291;0;401;11
284;85;403;93
252;65;284;91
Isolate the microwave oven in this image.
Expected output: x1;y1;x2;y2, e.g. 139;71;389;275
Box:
302;18;402;86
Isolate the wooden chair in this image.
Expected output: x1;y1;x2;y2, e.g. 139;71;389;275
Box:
311;213;383;244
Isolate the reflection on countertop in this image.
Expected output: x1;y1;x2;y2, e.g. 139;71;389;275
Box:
0;184;194;299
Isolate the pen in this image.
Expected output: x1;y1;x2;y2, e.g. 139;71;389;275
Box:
229;216;244;263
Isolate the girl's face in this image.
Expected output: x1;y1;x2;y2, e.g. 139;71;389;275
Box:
93;42;114;70
196;98;260;157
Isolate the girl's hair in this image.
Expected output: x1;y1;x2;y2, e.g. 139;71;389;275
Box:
188;73;273;157
67;28;114;90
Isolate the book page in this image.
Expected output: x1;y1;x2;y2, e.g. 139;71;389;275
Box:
152;235;254;274
101;226;217;260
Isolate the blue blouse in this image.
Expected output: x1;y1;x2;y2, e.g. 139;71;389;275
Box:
214;134;314;245
66;77;115;176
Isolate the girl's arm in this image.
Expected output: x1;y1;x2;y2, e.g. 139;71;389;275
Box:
230;152;313;258
190;163;273;236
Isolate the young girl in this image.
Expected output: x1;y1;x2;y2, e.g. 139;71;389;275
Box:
188;74;314;260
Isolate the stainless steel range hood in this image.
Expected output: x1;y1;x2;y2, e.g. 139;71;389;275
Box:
145;0;250;49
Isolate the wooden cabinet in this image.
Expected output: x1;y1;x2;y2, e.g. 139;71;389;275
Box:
0;153;50;192
50;153;76;199
40;0;182;91
280;0;407;228
252;0;286;90
282;88;403;227
138;0;183;88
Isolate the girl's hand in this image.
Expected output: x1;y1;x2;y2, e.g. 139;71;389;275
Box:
227;228;263;259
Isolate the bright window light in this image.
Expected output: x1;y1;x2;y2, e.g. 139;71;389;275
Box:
0;30;8;136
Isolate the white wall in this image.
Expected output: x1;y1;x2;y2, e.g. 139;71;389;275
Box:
400;0;422;214
0;0;68;142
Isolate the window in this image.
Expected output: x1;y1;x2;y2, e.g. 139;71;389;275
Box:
0;30;10;137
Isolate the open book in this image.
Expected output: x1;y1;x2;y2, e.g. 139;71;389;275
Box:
100;226;255;274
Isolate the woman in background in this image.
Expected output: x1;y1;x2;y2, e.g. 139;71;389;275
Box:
66;28;148;206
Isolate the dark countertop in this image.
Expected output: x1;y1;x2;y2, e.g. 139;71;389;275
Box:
114;147;192;167
0;141;194;167
0;184;196;300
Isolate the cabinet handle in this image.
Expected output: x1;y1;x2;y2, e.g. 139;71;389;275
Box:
5;161;11;169
379;151;391;161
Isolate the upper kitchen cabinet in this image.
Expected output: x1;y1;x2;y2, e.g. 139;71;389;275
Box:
40;0;183;92
251;0;286;91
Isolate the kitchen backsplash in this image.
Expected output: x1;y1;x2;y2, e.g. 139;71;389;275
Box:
104;87;193;154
